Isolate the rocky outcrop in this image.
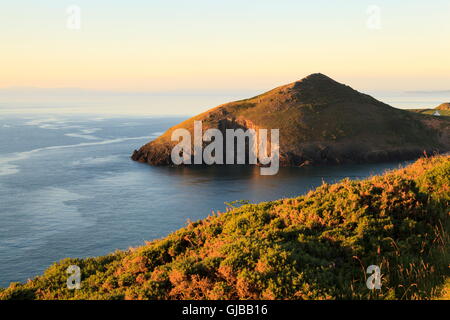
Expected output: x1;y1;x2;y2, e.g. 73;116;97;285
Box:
132;73;450;167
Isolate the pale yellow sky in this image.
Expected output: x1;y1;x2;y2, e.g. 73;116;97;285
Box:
1;1;450;92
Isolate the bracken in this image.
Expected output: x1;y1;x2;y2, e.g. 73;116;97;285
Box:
1;155;449;300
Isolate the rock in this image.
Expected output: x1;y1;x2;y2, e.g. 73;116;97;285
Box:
131;73;450;167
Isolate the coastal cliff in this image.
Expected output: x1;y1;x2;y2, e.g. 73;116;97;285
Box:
132;74;450;167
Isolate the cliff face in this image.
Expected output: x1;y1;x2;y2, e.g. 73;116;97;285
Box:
132;73;450;166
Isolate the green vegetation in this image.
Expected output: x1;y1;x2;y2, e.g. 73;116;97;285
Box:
435;279;450;300
436;103;450;111
409;109;450;117
408;102;450;117
1;155;449;300
132;74;450;166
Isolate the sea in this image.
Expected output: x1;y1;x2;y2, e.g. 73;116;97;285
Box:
0;91;446;287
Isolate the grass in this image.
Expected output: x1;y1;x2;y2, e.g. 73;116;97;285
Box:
133;74;449;166
409;109;450;117
1;155;449;300
435;278;450;299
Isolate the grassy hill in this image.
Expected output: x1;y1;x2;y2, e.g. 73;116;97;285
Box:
410;109;450;117
132;74;450;166
409;103;450;117
437;103;450;111
1;155;449;300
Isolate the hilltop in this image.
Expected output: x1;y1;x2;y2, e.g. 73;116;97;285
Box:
436;103;450;111
1;155;449;300
132;74;450;167
409;102;450;117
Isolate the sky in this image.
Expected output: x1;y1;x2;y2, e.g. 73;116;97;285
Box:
0;0;450;114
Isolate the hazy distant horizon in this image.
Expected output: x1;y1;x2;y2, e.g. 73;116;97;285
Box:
0;85;448;116
1;0;449;115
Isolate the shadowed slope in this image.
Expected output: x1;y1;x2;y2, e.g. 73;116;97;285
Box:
132;74;450;166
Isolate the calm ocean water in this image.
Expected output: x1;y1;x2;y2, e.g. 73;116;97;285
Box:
0;114;415;287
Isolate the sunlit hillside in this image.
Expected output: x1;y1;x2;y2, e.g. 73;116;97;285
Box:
1;155;449;300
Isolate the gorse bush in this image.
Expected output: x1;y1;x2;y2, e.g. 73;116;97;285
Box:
1;155;449;300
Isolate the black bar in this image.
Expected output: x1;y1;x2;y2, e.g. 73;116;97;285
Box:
0;300;447;318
